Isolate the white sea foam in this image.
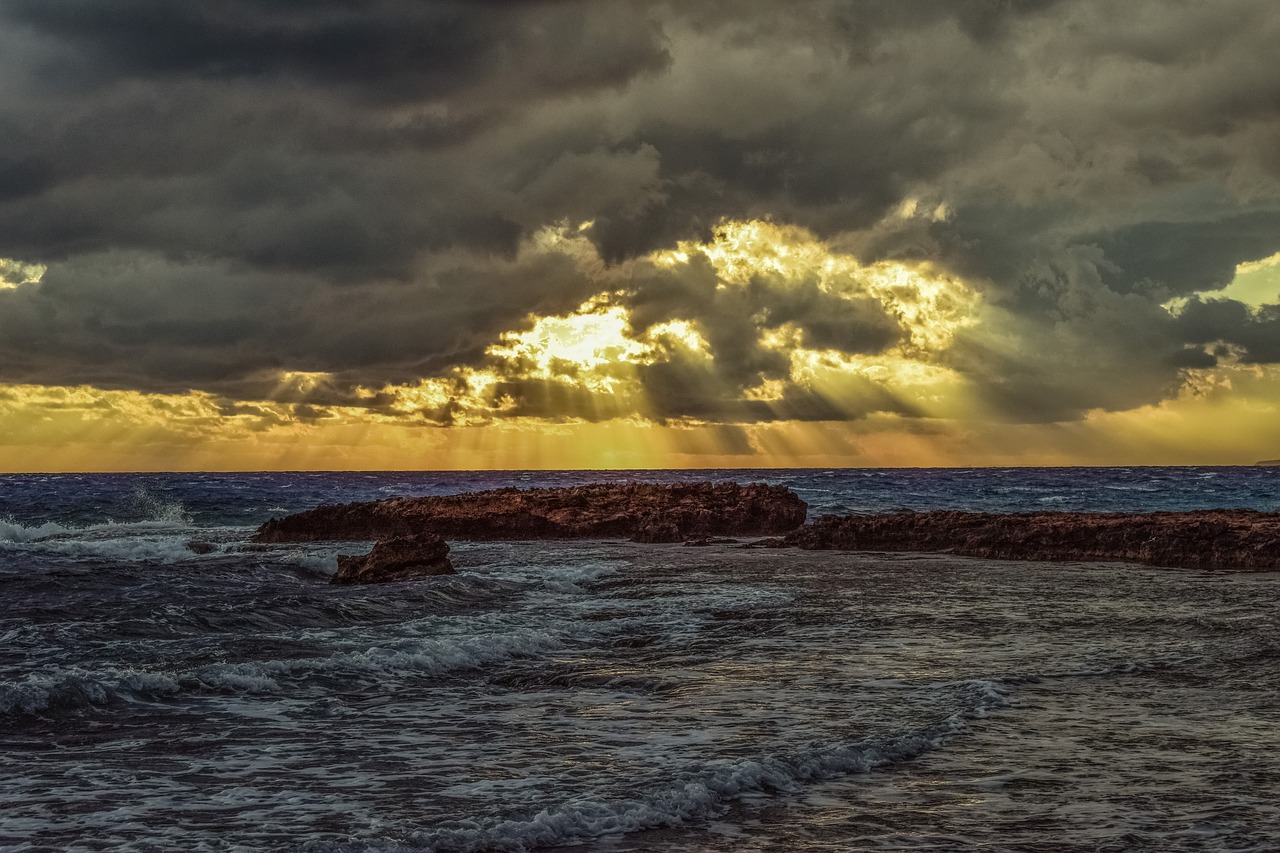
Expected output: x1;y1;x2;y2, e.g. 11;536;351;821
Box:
0;507;234;564
479;556;622;594
124;484;194;525
0;668;185;716
18;534;214;564
1;516;195;543
1;490;195;547
277;548;342;575
0;517;78;543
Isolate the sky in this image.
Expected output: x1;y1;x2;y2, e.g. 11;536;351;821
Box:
1;0;1278;471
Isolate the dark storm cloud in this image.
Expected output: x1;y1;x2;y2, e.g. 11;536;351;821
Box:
1091;211;1280;298
3;0;670;98
0;0;1278;423
1174;298;1280;365
0;154;54;201
0;246;606;397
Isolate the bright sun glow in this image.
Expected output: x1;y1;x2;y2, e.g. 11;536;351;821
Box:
5;219;1276;471
1166;250;1280;314
647;220;980;418
0;258;46;290
655;220;979;353
485;304;648;391
374;219;984;428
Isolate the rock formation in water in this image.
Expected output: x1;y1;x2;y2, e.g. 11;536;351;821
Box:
256;482;808;544
783;509;1280;570
331;533;455;585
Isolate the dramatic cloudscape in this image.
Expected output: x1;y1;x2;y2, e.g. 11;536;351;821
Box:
1;0;1278;470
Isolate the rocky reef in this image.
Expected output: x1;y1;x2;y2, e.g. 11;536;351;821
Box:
332;534;455;585
255;482;808;544
784;509;1280;571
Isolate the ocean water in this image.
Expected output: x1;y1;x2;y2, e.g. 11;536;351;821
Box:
1;467;1278;852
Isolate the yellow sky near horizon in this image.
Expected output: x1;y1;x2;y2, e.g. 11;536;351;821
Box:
2;224;1278;473
2;373;1278;472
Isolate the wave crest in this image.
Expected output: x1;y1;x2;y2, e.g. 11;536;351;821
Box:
0;517;77;543
0;627;569;717
305;680;1012;853
1;485;194;545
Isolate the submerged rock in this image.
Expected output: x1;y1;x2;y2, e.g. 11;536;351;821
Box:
255;482;808;544
682;536;741;547
185;539;216;555
332;533;455;585
740;537;791;549
784;509;1280;571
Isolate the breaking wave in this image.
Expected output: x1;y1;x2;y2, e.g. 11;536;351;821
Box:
0;517;80;543
0;495;219;564
4;533;221;564
307;680;1012;853
0;626;572;717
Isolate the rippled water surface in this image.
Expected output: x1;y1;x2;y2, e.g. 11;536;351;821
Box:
2;468;1278;851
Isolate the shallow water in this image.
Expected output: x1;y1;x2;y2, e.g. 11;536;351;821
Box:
2;469;1278;851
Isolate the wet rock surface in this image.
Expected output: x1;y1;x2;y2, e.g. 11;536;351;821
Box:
256;482;808;544
784;509;1280;570
332;534;455;585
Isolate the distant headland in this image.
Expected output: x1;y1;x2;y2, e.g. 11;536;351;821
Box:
1257;459;1280;466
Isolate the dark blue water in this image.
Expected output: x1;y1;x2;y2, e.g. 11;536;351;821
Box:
2;466;1276;530
2;468;1278;852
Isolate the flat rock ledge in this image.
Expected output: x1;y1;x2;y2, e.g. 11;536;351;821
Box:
783;509;1280;571
255;482;808;544
332;534;455;585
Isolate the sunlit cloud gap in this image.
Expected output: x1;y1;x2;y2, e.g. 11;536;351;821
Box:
2;222;1279;471
0;258;46;290
368;220;981;429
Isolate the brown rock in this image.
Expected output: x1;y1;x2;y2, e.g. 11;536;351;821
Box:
331;534;455;585
633;520;683;544
783;509;1280;571
255;482;808;544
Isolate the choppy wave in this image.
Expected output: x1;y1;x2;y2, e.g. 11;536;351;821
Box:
1;487;193;546
123;484;193;525
1;514;196;545
1039;636;1280;681
0;517;81;543
0;625;573;716
0;498;240;565
4;533;220;564
307;680;1012;853
5;470;1279;853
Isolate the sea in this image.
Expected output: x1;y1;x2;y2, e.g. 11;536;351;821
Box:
2;467;1278;852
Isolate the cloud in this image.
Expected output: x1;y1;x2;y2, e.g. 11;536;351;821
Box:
1174;298;1280;364
0;0;1278;438
3;0;671;98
